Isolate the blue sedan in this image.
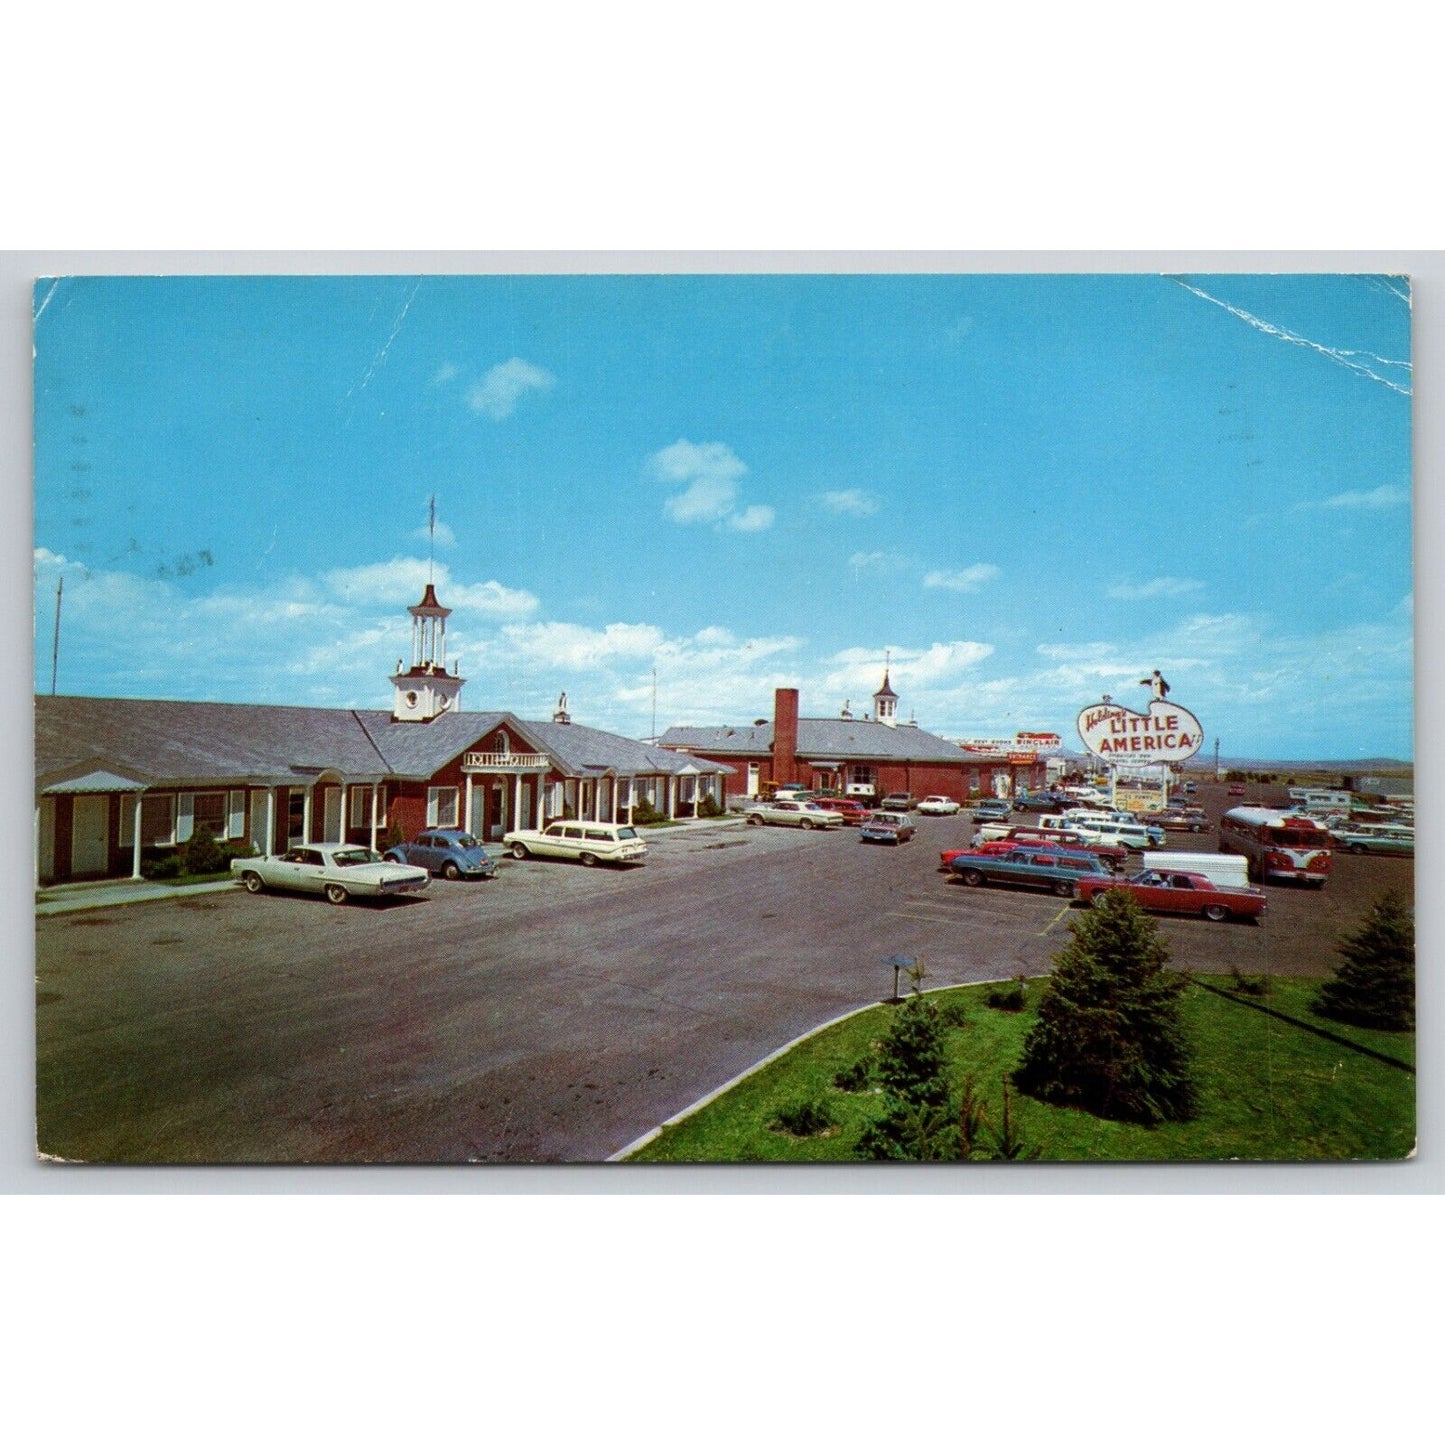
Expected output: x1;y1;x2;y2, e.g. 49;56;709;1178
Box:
385;829;498;880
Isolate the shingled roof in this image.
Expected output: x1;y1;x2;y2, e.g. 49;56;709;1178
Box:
36;695;728;792
660;716;968;764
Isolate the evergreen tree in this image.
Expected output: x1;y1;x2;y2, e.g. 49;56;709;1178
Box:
855;990;953;1159
1013;890;1197;1125
1313;891;1415;1032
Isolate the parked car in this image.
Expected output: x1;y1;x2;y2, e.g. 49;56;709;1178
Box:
860;810;916;844
232;844;430;905
948;840;1114;874
916;795;961;816
1143;807;1210;833
968;825;1128;872
743;799;846;830
880;793;917;812
1330;823;1414;856
1074;868;1268;922
811;797;871;825
384;828;498;880
947;847;1111;897
503;820;648;866
971;798;1013;821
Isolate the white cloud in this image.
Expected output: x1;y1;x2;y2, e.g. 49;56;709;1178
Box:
1320;485;1410;510
501;620;666;669
322;558;537;618
848;550;910;574
413;520;456;548
467;358;555;420
431;362;458;387
1106;576;1205;600
727;504;775;532
647;439;773;533
923;564;1001;593
819;488;879;517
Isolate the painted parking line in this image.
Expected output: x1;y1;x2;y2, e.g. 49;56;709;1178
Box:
885;907;983;926
1038;903;1076;936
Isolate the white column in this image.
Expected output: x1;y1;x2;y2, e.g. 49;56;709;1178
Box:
667;775;677;819
302;790;312;844
465;774;475;835
33;805;40;889
370;785;380;853
339;785;349;843
536;775;546;830
267;790;276;855
131;794;143;878
512;773;522;833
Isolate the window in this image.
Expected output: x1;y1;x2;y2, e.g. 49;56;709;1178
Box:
193;792;227;837
350;785;387;828
119;793;178;848
427;787;459;828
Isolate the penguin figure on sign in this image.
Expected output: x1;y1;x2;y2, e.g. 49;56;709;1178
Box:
1139;669;1170;700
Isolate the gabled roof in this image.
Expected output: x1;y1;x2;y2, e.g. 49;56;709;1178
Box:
36;695;730;791
660;716;970;765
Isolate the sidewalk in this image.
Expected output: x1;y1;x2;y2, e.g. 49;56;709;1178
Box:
35;877;240;917
35;817;748;917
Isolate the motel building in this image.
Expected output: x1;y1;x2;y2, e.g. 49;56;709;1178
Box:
34;583;729;886
659;677;1051;803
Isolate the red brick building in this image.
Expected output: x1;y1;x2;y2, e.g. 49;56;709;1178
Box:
659;676;1048;803
34;585;728;885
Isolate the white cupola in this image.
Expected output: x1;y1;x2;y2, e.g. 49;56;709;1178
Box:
872;668;899;727
390;582;466;722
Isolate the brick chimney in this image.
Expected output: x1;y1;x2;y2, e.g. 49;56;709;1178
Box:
773;687;800;785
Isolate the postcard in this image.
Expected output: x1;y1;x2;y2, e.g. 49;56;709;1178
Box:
32;269;1414;1165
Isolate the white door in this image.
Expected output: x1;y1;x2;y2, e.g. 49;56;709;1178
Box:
250;791;271;854
72;795;110;875
322;787;342;842
747;763;760;796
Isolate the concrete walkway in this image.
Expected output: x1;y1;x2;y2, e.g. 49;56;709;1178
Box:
33;815;748;917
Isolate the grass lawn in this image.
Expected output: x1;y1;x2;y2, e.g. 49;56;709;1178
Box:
626;976;1415;1163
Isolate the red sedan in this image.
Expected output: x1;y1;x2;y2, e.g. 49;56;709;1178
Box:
1074;868;1267;922
812;797;871;825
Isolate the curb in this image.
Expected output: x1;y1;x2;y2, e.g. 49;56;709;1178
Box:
607;982;1004;1162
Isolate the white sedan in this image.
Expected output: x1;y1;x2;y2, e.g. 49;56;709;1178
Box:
232;844;430;905
917;796;962;816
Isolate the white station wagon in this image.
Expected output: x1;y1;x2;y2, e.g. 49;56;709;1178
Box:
503;820;649;867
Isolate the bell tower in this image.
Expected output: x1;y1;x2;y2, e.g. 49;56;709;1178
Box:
391;582;466;722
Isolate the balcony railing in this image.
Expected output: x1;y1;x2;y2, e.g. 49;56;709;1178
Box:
462;751;551;771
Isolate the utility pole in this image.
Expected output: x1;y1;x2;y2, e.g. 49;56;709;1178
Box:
1214;737;1220;780
50;576;63;695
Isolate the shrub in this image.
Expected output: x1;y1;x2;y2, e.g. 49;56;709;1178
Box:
1313;891;1415;1032
697;793;724;818
831;1057;872;1092
936;998;972;1029
141;854;184;880
182;823;227;877
1013;889;1198;1125
631;798;666;825
1229;966;1269;997
985;977;1028;1012
769;1098;835;1137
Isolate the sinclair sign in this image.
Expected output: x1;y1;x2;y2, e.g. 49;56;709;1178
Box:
1076;698;1204;762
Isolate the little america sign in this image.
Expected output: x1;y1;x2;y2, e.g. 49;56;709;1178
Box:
1076;698;1204;761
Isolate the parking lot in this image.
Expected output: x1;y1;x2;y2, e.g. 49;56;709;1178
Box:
35;785;1413;1164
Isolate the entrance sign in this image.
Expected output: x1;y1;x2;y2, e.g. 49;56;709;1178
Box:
1077;698;1204;761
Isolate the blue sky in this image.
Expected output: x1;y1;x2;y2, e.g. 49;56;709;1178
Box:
32;271;1413;760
